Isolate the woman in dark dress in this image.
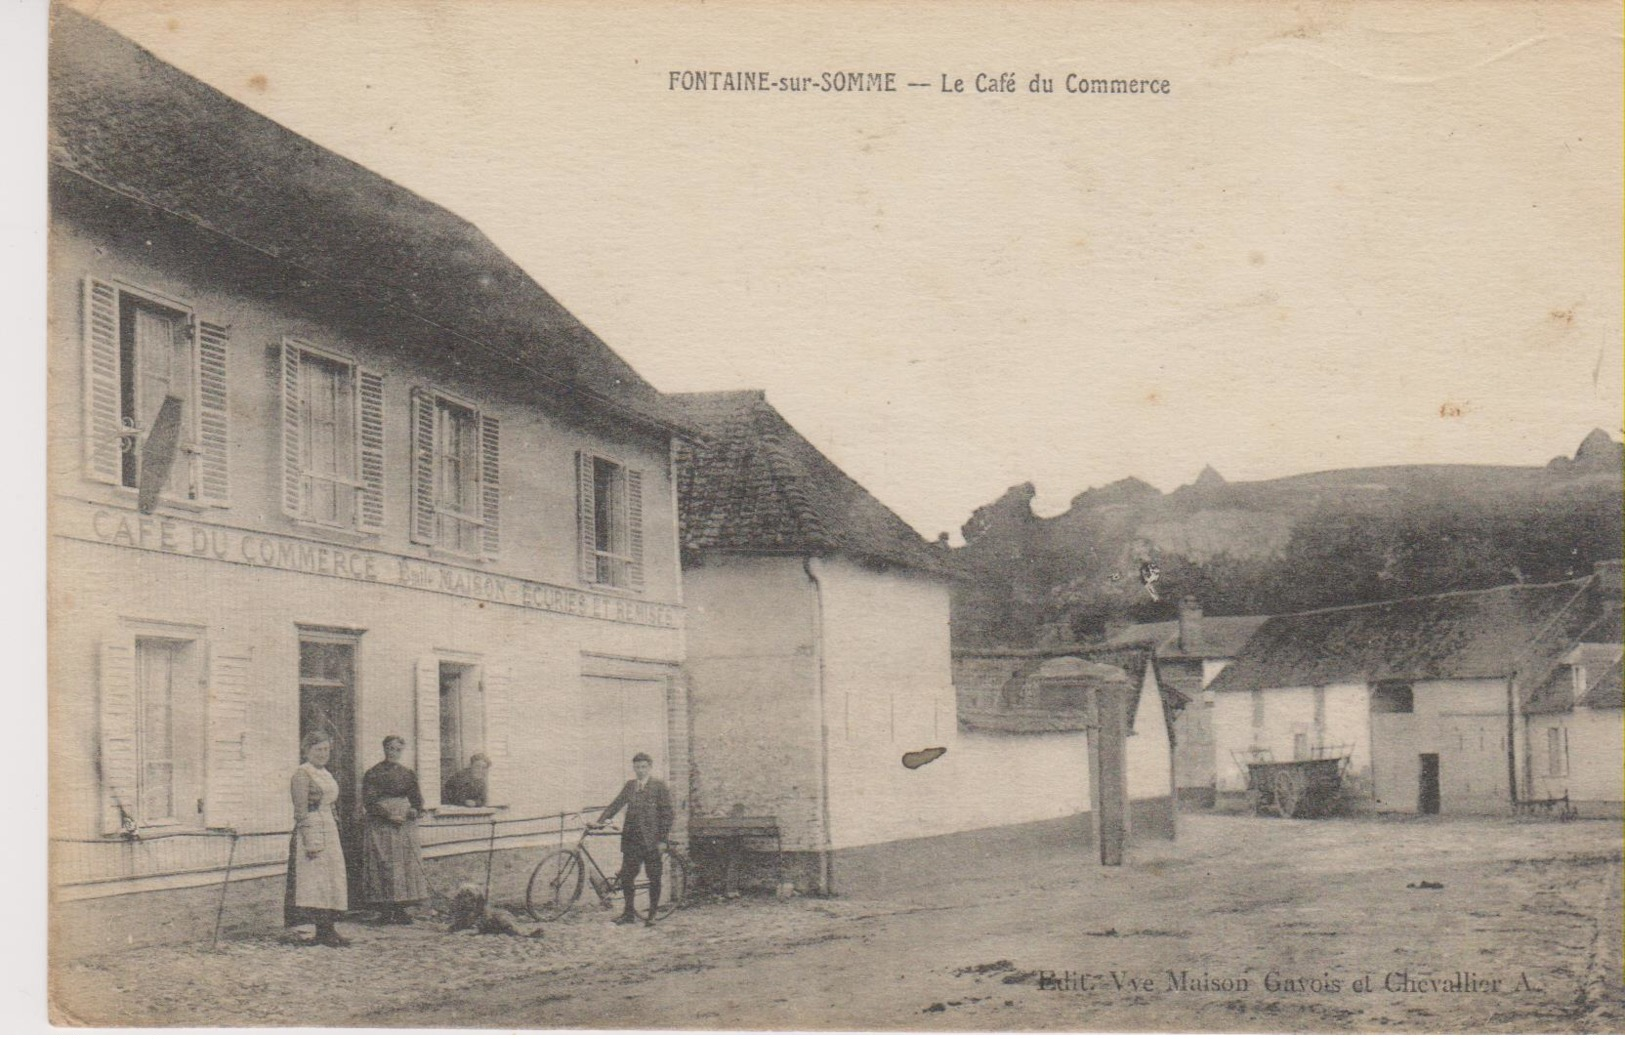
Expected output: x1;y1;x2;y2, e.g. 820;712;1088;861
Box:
361;735;429;924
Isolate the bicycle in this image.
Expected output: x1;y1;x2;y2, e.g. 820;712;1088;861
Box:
525;817;687;922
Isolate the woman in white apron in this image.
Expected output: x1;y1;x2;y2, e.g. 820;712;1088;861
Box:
284;732;351;947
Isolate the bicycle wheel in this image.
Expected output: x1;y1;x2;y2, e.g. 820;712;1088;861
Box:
633;849;686;920
526;849;584;922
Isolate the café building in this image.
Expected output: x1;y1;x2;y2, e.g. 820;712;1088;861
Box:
49;8;691;952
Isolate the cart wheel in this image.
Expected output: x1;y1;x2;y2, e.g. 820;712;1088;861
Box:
1274;771;1305;819
525;849;584;922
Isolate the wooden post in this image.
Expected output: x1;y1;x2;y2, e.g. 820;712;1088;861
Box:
1094;680;1128;866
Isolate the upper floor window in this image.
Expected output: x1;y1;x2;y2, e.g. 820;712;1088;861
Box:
280;341;384;532
576;452;644;590
411;388;499;559
82;277;230;505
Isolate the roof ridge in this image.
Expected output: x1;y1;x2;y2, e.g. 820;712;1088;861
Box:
1261;574;1594;622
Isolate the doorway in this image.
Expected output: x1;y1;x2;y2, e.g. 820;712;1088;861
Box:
299;634;362;898
1418;753;1441;815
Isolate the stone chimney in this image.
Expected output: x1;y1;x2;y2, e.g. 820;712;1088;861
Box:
1178;596;1203;653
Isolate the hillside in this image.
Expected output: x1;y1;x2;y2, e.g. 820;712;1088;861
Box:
950;431;1624;648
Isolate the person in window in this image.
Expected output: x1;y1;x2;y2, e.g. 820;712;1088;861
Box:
443;752;492;808
361;735;429;925
285;732;350;947
594;752;673;927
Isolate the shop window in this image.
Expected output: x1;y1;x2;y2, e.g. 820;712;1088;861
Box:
576;452;644;590
281;342;384;532
411;389;499;558
82;277;231;504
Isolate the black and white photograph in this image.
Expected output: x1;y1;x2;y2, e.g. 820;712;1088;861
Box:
43;0;1623;1030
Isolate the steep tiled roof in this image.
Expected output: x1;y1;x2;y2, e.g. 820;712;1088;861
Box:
671;390;946;574
49;7;686;432
1521;611;1624;714
1210;578;1597;693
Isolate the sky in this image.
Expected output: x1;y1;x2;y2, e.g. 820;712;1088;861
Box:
55;0;1625;541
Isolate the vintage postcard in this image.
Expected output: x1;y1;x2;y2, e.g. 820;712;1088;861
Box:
45;0;1622;1031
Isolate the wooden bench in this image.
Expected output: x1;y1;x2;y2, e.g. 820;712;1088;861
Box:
690;816;784;895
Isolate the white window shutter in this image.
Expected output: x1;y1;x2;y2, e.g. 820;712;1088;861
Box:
98;638;138;835
410;390;438;545
356;369;386;533
195;321;231;506
481;664;511;806
279;342;303;519
415;656;441;809
479;413;500;559
577;451;597;583
204;644;252;829
83;278;122;485
625;467;645;591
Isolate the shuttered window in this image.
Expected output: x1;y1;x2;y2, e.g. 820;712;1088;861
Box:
100;634;206;833
576;452;644;590
410;388;499;558
82;277;230;505
280;341;384;532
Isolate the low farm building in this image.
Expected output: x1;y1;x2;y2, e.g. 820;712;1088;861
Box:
675;391;1161;895
1210;566;1619;815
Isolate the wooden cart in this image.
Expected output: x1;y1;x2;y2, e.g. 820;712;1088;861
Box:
1232;746;1353;818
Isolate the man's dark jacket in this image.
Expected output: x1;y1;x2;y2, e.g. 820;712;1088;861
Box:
598;779;673;851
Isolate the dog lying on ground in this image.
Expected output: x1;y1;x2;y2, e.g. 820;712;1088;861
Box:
446;883;543;938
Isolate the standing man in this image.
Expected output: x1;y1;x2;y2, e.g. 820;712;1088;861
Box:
595;752;673;926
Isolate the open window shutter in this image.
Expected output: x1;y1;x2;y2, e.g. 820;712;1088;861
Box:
204;644;252;829
195;321;231;506
479;413;500;558
577;451;597;583
356;369;386;533
83;278;122;485
279;342;303;519
481;664;511;806
625;468;645;591
98;638;138;835
415;656;442;809
410;390;438;545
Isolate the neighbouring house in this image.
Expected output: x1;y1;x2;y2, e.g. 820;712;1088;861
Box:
954;643;1183;844
1521;561;1623;816
1209;566;1617;815
677;391;1157;895
1090;599;1267;807
50;9;694;955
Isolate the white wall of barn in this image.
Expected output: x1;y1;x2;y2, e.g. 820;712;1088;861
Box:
1125;663;1172;802
684;555;1097;854
1211;683;1371;793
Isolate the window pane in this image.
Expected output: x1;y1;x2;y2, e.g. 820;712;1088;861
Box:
136;639;177;823
300;641;354;684
299;353;355;525
439;665;464;781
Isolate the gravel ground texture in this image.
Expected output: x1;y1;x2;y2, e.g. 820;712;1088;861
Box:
51;813;1624;1031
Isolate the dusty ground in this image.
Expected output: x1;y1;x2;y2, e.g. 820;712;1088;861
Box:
53;813;1623;1031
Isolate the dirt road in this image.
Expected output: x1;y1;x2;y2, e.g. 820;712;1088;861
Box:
55;814;1623;1031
